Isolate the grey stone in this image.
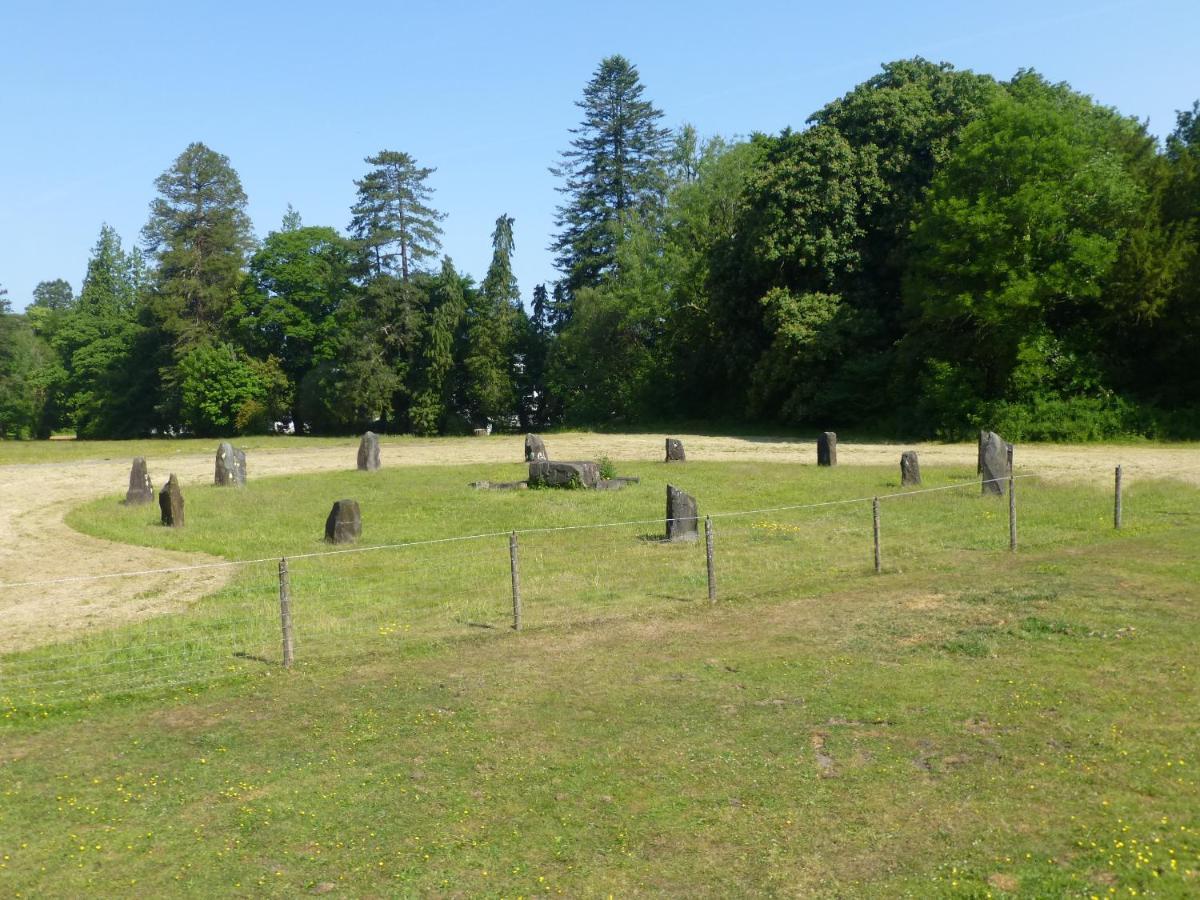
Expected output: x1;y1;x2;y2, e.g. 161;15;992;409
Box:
980;431;1012;496
473;427;488;437
324;499;362;544
471;480;528;491
159;474;184;527
900;451;921;487
524;434;548;462
665;438;686;462
357;431;381;471
596;480;627;491
124;457;154;505
214;442;246;486
817;432;837;466
666;484;699;542
528;460;599;489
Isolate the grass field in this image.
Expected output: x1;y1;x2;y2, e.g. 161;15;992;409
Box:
1;457;1198;896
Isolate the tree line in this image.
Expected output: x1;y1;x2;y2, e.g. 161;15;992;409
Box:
2;56;1198;440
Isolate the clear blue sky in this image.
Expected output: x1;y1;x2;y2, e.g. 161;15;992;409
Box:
2;0;1197;311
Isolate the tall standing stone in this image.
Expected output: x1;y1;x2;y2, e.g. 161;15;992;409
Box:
900;451;921;487
817;432;838;467
124;457;154;505
159;474;184;527
980;431;1011;496
666;484;699;542
324;499;362;544
524;434;548;462
357;431;381;471
665;438;686;462
214;442;246;486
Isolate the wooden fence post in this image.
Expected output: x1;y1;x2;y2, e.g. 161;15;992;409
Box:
278;557;294;668
1114;465;1123;530
872;497;882;574
509;531;522;631
704;515;717;603
1008;473;1017;552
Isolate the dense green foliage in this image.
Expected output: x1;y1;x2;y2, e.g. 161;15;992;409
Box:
4;58;1199;439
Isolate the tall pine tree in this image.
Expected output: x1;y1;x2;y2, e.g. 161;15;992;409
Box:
410;259;466;435
349;151;445;281
52;225;146;436
141;142;254;341
463;214;522;427
550;55;671;301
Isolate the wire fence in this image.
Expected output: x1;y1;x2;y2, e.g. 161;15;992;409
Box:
1;462;1194;711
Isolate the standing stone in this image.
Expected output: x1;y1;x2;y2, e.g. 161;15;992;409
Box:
817;432;838;467
900;451;921;487
666;484;699;542
665;438;686;462
324;499;362;544
980;431;1011;496
214;442;247;486
524;434;548;462
159;474;184;527
357;431;381;471
124;457;154;505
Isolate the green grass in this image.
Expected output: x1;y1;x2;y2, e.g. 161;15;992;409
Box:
2;461;1198;896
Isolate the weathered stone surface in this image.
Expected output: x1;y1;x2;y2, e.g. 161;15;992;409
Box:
524;434;548;462
528;460;599;489
665;438;686;462
470;480;528;491
159;474;184;527
900;451;921;487
666;484;699;542
357;431;381;471
596;480;627;491
125;457;154;505
980;431;1012;495
324;499;362;544
214;442;246;486
473;427;489;437
817;432;838;467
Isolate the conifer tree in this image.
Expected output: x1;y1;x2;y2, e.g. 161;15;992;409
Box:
463;214;522;426
550;55;671;300
349;151;445;281
141;142;254;341
410;258;465;434
53;225;144;436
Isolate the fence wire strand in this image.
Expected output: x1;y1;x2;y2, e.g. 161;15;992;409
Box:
2;462;1184;708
